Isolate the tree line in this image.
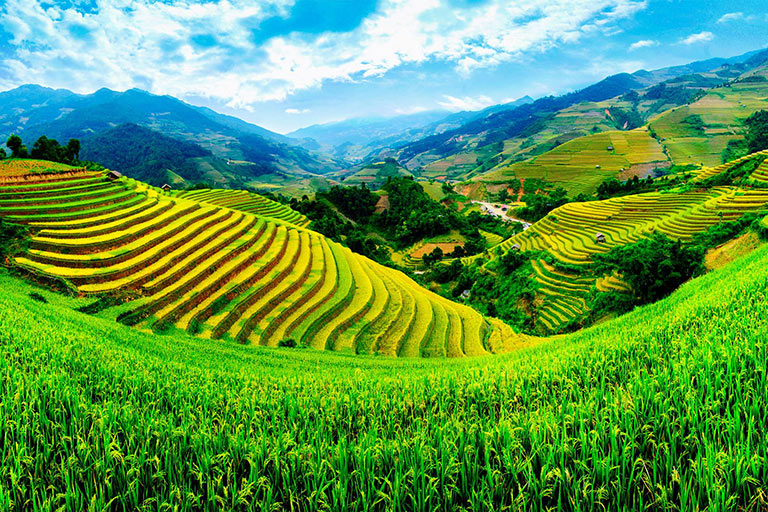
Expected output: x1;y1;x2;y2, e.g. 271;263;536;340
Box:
3;134;81;165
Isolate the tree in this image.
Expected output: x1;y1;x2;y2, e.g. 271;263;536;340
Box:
745;110;768;153
31;136;65;162
0;148;5;159
66;139;81;162
593;233;704;304
6;134;22;157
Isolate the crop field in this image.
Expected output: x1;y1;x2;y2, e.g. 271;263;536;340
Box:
650;69;768;167
479;130;669;196
0;160;518;357
468;152;768;332
176;188;310;227
2;232;768;509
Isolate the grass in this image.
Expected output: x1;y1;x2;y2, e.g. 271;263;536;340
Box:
2;234;768;509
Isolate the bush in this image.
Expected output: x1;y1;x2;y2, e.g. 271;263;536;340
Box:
278;338;297;348
28;292;48;304
593;233;704;304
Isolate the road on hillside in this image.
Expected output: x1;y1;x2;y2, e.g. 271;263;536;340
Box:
471;201;532;230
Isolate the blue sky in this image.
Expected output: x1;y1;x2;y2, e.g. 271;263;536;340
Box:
0;0;766;133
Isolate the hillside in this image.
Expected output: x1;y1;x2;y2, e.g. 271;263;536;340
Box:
457;151;768;334
2;209;767;508
0;86;343;194
387;50;768;197
0;159;519;357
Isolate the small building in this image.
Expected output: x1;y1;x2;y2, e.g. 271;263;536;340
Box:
607;146;614;151
595;232;606;244
595;164;601;169
106;170;123;180
510;244;521;251
161;184;172;192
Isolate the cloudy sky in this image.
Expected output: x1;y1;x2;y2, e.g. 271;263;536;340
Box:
0;0;766;133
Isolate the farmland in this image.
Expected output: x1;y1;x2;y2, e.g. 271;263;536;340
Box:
650;67;768;167
2;227;768;509
479;129;670;196
0;159;518;357
463;151;768;333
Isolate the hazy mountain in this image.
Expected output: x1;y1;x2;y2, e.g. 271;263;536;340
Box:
288;96;534;162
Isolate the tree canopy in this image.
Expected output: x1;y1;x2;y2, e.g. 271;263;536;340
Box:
593;233;704;304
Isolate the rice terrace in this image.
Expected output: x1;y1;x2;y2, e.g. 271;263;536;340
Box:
1;1;768;510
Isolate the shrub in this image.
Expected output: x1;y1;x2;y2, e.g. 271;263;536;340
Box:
278;338;297;348
28;292;48;304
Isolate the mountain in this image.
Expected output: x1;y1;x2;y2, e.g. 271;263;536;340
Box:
80;123;213;186
391;49;768;173
0;86;344;194
288;96;535;162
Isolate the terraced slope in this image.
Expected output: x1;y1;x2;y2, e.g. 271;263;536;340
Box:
479;129;669;196
0;159;521;357
176;188;310;227
471;152;768;332
649;65;768;167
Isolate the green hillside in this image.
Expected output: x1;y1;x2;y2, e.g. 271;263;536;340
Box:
2;218;767;508
0;159;518;357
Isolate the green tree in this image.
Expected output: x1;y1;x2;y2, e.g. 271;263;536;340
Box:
0;148;5;159
66;138;81;162
745;110;768;153
593;233;704;304
6;134;23;157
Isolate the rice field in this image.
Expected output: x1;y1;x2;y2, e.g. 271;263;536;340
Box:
1;231;767;509
0;160;519;357
480;130;669;196
472;152;768;332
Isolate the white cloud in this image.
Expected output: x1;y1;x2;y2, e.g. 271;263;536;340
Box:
394;106;429;115
629;39;658;51
680;31;714;45
717;12;745;23
0;0;650;108
438;95;495;112
284;108;310;114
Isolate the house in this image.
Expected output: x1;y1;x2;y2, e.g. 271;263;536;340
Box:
161;184;172;192
106;170;122;180
607;146;614;151
595;164;601;169
595;232;606;244
510;244;521;251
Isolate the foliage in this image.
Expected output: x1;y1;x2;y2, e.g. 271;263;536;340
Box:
607;106;642;130
5;134;28;158
278;338;297;348
721;139;748;163
515;186;568;222
0;219;29;263
593;233;704;304
320;185;378;221
745;110;768;153
80;123;210;186
700;155;767;187
29;135;81;164
690;213;759;249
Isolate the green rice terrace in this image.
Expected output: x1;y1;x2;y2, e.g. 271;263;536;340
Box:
0;159;519;358
463;150;768;333
2;207;768;509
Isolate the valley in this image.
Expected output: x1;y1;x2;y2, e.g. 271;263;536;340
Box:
1;5;768;508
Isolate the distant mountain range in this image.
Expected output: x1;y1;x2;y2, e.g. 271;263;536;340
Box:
0;86;343;193
288;96;534;162
2;47;767;195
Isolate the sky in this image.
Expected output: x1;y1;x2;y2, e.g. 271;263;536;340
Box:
0;0;766;133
